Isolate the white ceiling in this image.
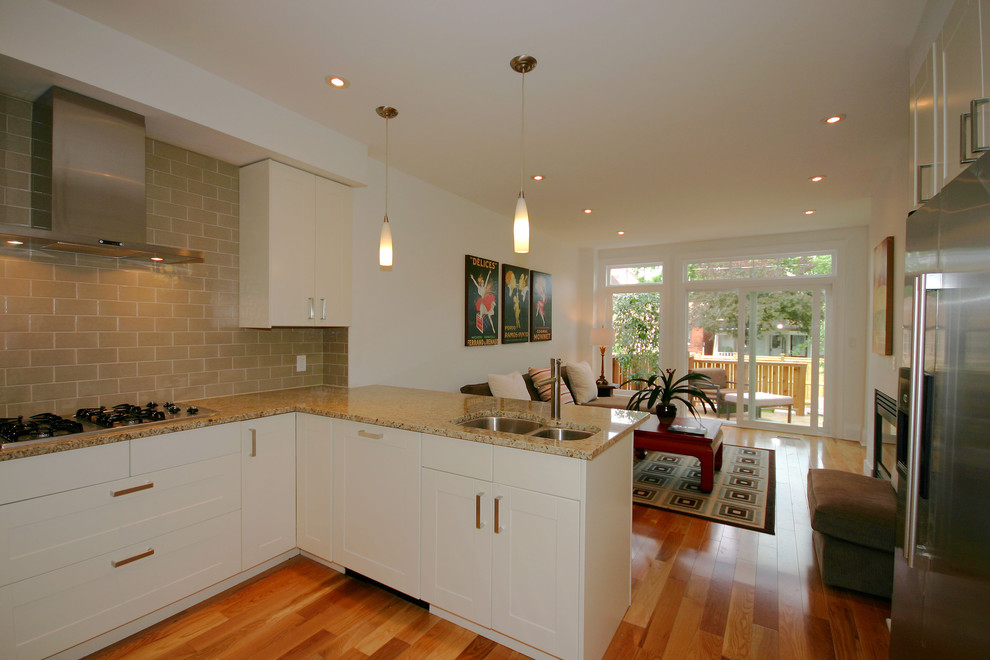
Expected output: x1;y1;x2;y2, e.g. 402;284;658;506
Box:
39;0;927;249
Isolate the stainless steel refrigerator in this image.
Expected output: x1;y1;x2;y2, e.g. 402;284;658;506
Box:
890;151;990;659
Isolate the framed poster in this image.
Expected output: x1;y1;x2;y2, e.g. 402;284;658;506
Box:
501;264;530;344
465;255;499;346
872;236;894;356
530;270;552;342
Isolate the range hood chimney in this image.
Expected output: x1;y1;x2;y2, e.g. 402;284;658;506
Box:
0;87;204;264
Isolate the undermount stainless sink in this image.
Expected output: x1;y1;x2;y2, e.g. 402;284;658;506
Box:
528;428;595;441
457;416;543;434
455;416;597;441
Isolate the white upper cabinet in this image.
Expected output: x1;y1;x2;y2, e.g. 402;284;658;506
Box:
940;0;984;184
914;0;990;203
911;44;939;207
239;159;352;328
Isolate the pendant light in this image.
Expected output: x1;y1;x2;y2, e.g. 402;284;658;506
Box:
376;105;398;270
510;55;536;254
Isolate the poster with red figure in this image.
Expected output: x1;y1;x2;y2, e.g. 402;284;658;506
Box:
530;270;552;342
465;255;499;346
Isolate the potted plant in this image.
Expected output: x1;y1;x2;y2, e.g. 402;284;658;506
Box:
621;368;716;426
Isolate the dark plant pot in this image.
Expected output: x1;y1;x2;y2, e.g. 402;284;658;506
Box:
655;404;677;427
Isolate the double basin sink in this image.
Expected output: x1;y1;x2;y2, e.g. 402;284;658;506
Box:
456;415;596;441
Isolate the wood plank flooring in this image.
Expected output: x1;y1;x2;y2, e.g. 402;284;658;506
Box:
87;427;890;660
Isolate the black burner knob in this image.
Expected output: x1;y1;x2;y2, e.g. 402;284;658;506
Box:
164;402;180;414
186;406;199;415
147;402;158;409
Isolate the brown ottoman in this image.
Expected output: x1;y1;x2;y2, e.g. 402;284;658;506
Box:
807;469;896;598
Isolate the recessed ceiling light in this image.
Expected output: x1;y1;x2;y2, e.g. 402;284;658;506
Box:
805;210;816;215
325;75;349;89
583;209;593;214
823;114;845;124
5;239;24;245
150;256;164;262
810;175;825;183
531;174;544;181
617;230;625;235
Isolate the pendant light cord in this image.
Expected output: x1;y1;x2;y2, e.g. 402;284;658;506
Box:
384;117;390;219
519;71;526;194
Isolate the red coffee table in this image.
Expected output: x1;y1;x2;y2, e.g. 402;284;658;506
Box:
633;417;723;493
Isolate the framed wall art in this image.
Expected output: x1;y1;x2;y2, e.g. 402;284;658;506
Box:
872;236;894;356
530;270;552;342
501;264;530;344
465;255;499;346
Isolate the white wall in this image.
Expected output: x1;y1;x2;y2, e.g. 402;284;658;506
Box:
349;159;586;391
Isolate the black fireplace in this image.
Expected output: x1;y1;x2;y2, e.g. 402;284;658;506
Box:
874;389;897;481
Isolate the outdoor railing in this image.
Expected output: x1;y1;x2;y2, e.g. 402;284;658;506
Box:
613;355;813;415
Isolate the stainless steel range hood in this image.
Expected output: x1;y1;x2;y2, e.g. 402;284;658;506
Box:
0;87;204;264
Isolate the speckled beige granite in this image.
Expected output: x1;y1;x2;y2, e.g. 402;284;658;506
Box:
0;386;650;462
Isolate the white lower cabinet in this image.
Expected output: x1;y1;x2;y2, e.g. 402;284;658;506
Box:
332;418;420;596
0;423;243;660
421;433;631;660
241;414;297;569
2;511;240;660
296;413;333;560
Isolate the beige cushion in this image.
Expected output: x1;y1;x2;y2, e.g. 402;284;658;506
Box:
565;360;597;404
528;366;576;405
487;371;531;400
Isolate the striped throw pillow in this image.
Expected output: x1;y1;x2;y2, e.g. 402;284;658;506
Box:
527;367;576;405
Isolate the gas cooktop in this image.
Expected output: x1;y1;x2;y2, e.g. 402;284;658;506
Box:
0;401;216;448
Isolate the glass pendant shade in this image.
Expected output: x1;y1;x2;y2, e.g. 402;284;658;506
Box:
513;193;530;253
376;105;398;271
379;216;393;270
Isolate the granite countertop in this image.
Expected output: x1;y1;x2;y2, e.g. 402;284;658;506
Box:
0;385;650;462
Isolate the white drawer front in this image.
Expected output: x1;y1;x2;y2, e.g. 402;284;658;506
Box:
6;510;240;660
0;443;130;506
0;453;240;586
130;423;240;475
493;445;583;500
421;433;493;481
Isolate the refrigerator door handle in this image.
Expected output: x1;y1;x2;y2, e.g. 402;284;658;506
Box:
905;273;937;568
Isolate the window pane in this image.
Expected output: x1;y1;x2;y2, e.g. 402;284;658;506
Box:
608;265;663;285
612;292;661;386
686;254;833;281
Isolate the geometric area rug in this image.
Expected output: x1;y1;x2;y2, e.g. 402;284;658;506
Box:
633;445;776;535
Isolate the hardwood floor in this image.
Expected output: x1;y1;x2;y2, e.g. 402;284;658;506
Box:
87;427;889;660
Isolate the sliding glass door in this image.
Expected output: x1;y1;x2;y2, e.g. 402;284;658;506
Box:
685;254;832;432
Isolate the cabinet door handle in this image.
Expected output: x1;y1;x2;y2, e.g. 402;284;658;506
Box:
971;97;989;153
476;492;483;529
917;163;933;204
112;548;154;568
249;428;257;457
494;495;503;534
111;482;154;498
961;113;977;164
308;297;315;320
358;430;383;439
321;298;327;320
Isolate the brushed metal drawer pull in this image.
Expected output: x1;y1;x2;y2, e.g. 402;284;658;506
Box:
476;492;483;529
358;430;383;439
321;298;327;320
494;495;503;534
111;482;154;498
308;297;316;319
112;548;154;568
250;428;258;457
